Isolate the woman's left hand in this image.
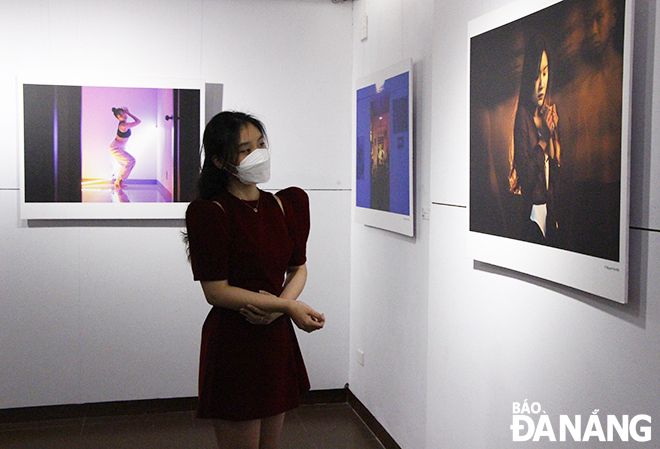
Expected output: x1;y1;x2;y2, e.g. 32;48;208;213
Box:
240;304;283;325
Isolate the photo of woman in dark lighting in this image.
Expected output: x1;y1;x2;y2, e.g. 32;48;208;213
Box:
510;36;562;245
470;0;626;262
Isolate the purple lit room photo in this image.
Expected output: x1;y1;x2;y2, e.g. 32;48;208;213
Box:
20;78;203;219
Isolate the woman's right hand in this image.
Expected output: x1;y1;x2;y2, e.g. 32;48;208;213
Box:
287;300;325;333
542;104;558;135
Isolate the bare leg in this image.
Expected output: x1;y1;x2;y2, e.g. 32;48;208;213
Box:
213;418;261;449
259;413;285;449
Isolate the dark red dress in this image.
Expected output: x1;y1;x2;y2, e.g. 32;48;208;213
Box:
185;187;311;421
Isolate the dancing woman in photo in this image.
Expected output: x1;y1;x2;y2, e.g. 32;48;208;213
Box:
185;111;325;449
511;36;562;243
110;107;141;188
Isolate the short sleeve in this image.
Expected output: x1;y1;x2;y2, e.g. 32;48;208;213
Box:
185;200;230;281
276;187;310;267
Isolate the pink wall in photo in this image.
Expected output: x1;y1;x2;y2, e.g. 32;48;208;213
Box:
81;86;174;196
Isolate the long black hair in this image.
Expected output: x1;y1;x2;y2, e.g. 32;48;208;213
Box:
196;111;268;200
517;35;552;111
510;35;552;195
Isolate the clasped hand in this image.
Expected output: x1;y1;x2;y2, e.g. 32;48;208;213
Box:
239;291;325;333
240;304;283;326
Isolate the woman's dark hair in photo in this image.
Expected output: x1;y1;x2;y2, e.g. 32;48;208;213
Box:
518;35;552;109
197;111;268;200
112;107;125;118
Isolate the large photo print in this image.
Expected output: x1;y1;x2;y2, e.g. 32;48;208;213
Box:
20;77;206;219
469;0;632;302
355;59;414;237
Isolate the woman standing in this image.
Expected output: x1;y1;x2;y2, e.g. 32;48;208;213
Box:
110;107;141;188
185;111;325;449
511;36;562;243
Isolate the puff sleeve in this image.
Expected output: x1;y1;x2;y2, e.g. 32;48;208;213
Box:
276;187;310;267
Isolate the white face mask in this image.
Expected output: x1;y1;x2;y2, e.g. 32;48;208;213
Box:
232;148;271;184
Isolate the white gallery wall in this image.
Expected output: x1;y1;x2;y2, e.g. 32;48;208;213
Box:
0;0;352;409
349;1;433;448
427;1;660;448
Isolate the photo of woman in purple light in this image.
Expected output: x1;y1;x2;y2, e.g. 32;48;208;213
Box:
22;81;203;210
109;106;141;189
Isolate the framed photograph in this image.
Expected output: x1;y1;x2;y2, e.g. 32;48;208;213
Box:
355;59;414;237
468;0;633;303
19;76;209;219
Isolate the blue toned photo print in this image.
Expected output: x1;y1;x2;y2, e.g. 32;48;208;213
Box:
356;71;410;216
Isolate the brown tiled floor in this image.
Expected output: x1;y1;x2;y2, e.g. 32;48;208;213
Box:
0;403;385;449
